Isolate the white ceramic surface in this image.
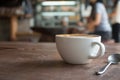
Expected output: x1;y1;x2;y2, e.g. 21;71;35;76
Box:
56;34;105;64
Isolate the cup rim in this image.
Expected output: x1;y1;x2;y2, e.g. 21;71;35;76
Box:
56;34;101;39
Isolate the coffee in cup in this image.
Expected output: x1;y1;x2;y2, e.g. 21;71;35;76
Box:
56;34;105;64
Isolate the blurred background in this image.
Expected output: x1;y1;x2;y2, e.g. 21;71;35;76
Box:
0;0;114;42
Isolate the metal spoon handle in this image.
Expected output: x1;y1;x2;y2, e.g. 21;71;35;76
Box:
96;62;112;75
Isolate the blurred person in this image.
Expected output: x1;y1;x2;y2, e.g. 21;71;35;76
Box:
109;0;120;43
87;0;112;42
22;0;33;18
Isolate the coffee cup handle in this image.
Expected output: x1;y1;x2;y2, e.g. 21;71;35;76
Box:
89;42;105;59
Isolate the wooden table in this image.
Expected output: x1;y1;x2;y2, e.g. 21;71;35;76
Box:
10;15;18;41
0;42;120;80
0;15;21;41
0;8;24;41
31;27;66;42
31;27;84;42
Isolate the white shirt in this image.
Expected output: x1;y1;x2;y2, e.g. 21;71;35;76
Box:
95;2;111;32
111;1;120;24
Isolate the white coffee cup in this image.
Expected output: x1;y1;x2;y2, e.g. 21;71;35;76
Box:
56;34;105;64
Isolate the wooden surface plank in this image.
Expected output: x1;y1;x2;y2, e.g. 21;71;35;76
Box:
0;42;120;80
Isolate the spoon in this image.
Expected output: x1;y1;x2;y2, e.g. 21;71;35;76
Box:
96;54;120;75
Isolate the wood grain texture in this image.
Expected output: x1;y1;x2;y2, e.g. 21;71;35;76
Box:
0;42;120;80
